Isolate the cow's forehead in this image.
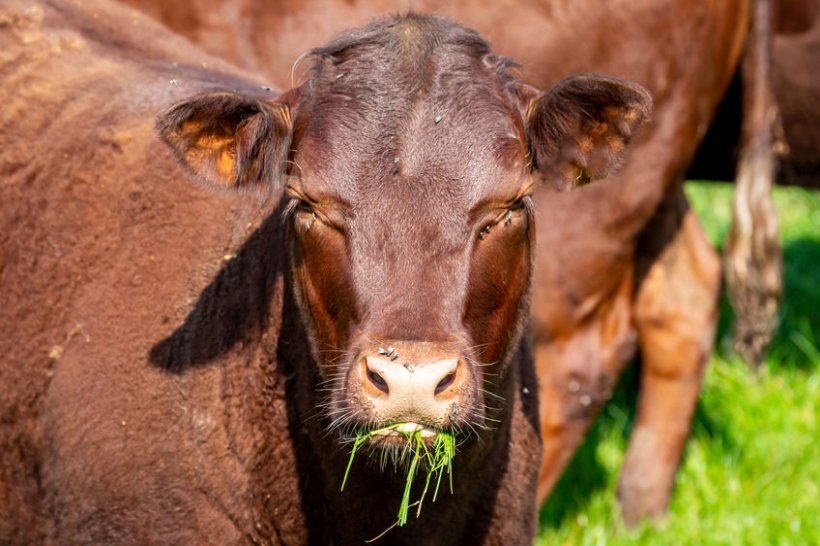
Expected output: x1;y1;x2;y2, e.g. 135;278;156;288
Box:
289;18;530;212
293;98;528;213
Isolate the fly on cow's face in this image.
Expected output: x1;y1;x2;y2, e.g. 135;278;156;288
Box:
505;210;513;226
378;346;399;361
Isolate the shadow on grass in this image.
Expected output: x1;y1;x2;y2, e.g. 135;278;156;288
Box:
537;422;611;530
715;237;820;369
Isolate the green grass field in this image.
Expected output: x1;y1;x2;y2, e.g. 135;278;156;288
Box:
537;182;819;545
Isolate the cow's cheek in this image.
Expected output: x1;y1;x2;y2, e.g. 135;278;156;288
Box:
294;227;357;366
464;221;531;364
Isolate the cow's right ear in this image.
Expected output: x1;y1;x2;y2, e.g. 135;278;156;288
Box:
157;92;293;191
520;74;652;191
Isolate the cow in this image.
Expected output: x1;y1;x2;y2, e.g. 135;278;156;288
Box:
0;0;652;544
122;0;750;523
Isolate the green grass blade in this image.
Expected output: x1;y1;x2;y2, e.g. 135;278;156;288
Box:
398;444;420;526
341;433;368;491
340;425;457;535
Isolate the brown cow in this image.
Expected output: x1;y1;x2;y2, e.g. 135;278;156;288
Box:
0;0;651;544
123;0;745;523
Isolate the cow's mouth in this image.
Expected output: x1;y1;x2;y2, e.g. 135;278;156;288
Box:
341;422;457;478
340;421;458;526
366;422;439;447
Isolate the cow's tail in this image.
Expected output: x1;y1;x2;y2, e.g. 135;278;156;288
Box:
725;0;783;367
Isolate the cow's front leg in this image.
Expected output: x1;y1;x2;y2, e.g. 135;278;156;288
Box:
619;190;721;524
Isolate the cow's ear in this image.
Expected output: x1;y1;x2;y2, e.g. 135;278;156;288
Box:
157;92;293;191
523;74;652;191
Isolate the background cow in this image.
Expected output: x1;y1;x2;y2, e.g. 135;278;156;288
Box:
125;0;817;188
0;0;651;543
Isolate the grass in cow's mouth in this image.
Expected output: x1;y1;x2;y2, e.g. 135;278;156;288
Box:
340;423;456;537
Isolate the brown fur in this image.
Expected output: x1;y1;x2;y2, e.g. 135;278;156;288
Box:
122;0;749;523
0;1;651;544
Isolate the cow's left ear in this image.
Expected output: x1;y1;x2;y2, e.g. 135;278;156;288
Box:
157;91;294;191
522;74;652;191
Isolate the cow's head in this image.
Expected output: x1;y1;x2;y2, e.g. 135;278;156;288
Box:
158;15;650;450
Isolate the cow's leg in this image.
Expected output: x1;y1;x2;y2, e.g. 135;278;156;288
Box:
618;187;721;524
535;270;637;504
534;341;605;503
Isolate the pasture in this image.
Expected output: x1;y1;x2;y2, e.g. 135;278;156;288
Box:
537;182;819;545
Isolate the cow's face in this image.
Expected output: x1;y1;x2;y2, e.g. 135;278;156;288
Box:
158;16;650;447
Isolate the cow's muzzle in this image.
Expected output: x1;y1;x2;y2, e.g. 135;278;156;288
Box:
351;341;473;432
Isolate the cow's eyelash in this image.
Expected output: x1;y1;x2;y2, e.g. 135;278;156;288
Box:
282;198;300;223
282;196;313;221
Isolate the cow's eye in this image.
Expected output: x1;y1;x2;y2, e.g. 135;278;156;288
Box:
297;208;317;232
477;196;531;240
285;197;318;232
295;200;313;216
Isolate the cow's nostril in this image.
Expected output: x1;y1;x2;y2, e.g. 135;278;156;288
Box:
435;372;456;395
367;368;389;394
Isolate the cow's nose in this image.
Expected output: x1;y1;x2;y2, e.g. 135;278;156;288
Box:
360;352;462;424
365;355;458;397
